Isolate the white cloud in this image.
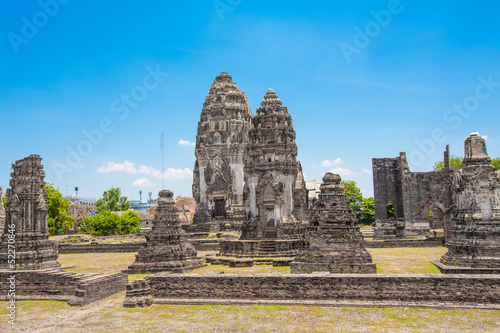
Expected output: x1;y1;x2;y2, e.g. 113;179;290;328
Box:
178;139;195;146
362;168;372;174
328;167;354;177
97;161;192;181
470;132;488;140
320;158;343;168
132;178;155;187
97;160;137;174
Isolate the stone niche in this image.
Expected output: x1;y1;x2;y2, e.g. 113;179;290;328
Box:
124;190;205;274
290;173;376;274
0;155;60;270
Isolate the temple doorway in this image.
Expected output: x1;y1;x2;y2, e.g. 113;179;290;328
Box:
214;198;225;217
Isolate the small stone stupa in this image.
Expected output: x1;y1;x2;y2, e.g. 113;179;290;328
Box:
291;173;376;274
0;155;60;270
124;190;205;273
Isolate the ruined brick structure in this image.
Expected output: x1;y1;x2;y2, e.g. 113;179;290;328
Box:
124;190;204;273
372;146;458;239
291;173;376;273
191;72;253;231
439;134;500;271
219;89;308;257
0;155;60;270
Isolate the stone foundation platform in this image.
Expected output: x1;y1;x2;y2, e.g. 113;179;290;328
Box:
0;269;128;306
123;273;500;309
431;260;500;274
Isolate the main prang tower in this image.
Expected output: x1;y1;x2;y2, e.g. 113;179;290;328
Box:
191;72;253;231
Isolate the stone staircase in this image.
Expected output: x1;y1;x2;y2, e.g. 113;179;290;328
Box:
258;240;277;255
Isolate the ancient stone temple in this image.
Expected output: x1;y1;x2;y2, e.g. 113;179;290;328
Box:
191;72;253;231
219;89;308;257
0;187;5;234
438;134;500;272
124;190;204;273
291;173;376;273
0;155;60;270
372;146;459;239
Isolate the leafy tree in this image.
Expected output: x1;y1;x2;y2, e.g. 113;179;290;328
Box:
491;157;500;171
95;187;130;212
433;155;500;171
433;155;463;171
359;197;375;225
387;203;395;219
118;211;141;234
45;184;74;235
81;210;141;236
174;195;195;222
342;180;363;219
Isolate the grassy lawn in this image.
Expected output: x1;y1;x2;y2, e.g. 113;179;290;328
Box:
3;246;499;332
367;247;448;274
1;295;499;332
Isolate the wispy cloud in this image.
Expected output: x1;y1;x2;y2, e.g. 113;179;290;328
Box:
362;168;372;174
320;158;343;168
178;139;195;147
97;160;192;180
132;177;155;187
328;167;354;177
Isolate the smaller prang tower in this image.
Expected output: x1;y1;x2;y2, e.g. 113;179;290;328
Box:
0;155;60;270
291;173;376;274
125;190;205;273
242;89;308;241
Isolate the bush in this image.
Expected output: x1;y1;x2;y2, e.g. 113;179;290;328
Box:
80;210;141;236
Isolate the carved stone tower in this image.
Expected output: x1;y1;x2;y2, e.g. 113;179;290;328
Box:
291;173;376;274
439;134;500;271
191;72;253;231
0;155;60;270
242;89;307;240
0;187;5;233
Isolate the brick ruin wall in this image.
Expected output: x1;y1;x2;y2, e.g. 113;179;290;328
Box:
124;273;500;308
0;269;128;306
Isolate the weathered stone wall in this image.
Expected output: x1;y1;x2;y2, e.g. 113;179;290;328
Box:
58;243;145;253
124;273;500;308
0;269;127;306
59;240;219;253
364;238;444;248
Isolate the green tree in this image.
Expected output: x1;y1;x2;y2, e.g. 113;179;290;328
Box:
45;184;74;235
359;197;375;225
433;155;463;171
82;210;141;236
342;180;363;219
119;211;141;234
387;203;395;219
95;187;130;212
433;155;500;171
491;157;500;171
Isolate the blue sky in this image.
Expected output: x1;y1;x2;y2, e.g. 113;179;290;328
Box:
1;0;499;200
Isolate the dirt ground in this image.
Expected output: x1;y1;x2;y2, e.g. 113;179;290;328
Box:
1;247;500;332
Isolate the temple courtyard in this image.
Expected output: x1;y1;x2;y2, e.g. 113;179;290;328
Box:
1;246;499;332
